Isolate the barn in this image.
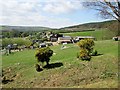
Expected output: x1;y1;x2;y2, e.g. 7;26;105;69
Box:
57;36;72;44
74;36;95;42
113;36;120;41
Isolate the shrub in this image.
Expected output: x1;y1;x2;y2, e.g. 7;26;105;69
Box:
79;49;91;60
35;64;43;72
92;50;98;56
77;39;94;53
35;47;53;66
77;39;94;60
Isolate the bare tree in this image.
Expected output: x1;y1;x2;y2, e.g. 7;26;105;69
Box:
83;0;120;22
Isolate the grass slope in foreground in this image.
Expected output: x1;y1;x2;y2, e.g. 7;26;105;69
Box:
2;40;118;88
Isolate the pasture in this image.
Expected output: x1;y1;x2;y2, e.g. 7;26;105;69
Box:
2;40;118;88
61;29;116;40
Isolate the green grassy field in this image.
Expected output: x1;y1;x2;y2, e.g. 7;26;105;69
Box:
61;30;116;40
2;40;118;88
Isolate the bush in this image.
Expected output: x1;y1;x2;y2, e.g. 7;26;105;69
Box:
35;64;43;72
77;39;94;60
92;50;98;56
77;39;94;53
79;49;91;60
35;47;53;66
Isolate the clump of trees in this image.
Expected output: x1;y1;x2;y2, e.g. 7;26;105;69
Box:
77;39;95;61
35;47;53;71
2;30;30;38
2;38;32;49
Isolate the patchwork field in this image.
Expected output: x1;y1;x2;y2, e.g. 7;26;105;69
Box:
2;40;118;88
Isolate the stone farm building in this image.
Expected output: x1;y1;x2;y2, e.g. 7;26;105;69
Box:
75;36;95;41
57;36;72;44
113;36;120;41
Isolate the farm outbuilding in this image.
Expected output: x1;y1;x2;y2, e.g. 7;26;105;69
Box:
57;36;72;44
113;36;120;41
49;33;63;42
76;36;95;40
74;36;95;42
39;43;47;48
50;37;58;42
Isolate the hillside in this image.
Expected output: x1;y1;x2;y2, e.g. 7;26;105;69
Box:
0;20;118;32
0;25;52;32
59;20;118;32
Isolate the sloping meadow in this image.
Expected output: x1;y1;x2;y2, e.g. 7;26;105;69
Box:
2;40;118;88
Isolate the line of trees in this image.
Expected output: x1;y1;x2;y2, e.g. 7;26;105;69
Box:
2;30;35;38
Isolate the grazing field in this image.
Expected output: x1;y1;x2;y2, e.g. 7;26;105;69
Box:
2;40;118;88
61;29;116;40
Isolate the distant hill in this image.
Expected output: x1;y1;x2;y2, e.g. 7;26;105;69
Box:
0;25;52;32
59;20;118;32
0;20;118;32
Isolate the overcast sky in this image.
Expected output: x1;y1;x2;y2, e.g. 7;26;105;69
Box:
0;0;112;28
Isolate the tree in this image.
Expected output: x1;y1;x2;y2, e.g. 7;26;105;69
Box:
77;39;94;60
35;47;53;66
83;0;120;22
83;0;120;35
36;32;42;39
20;32;28;38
